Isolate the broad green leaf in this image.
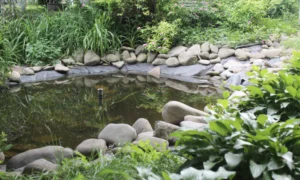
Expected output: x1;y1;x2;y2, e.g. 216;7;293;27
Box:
260;69;268;77
267;158;284;171
224;152;243;168
209;121;230;136
263;85;275;94
234;139;252;149
271;173;292;180
223;91;231;99
217;99;229;109
162;172;172;180
247;86;264;98
249;160;267;178
257;114;268;126
286;86;297;97
281;152;294;170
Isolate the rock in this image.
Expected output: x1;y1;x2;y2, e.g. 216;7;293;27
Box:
200;52;210;59
168;46;187;57
136;132;154;141
218;48;235;59
98;124;137;146
22;159;58;175
137;53;147;63
0;152;4;163
61;57;75;66
23;67;35;75
265;40;274;47
210;57;221;64
220;70;233;80
223;59;243;69
122;51;131;60
76;139;107;156
11;66;23;74
210;44;219;53
135;45;145;55
8;71;21;82
184;115;207;124
55;64;69;73
187;44;201;56
32;66;42;72
246;52;266;59
228;64;250;73
147;52;158;63
201;42;210;52
73;49;84;63
154;121;179;143
262;45;269;49
137;75;147;82
252;59;265;66
178;51;198;66
235;49;248;61
124;52;137;64
0;165;5;172
84;50;101;66
157;54;171;59
180;121;208;130
261;49;281;58
212;63;224;73
199;60;211;65
106;54;120;63
112;61;125;69
166;57;180;67
152;58;166;65
132;118;153;135
121;46;135;52
148;66;160;78
43;66;54;71
7;146;73;170
162;101;208;125
133;137;169;151
209;53;218;59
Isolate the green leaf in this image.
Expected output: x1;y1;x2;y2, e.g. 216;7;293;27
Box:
247;86;264;98
224;152;243;168
257;114;268;126
249;160;267;178
260;69;268;77
209;121;230;136
267;158;284;171
281;152;294;170
263;85;275;94
234;139;252;149
286;86;297;97
223;91;231;99
217;99;229;109
271;173;292;180
162;171;172;180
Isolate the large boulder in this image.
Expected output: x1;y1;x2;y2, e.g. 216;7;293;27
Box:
76;139;107;156
187;44;201;56
235;49;248;61
147;52;158;63
98;124;137;146
162;101;208;125
7;146;73;170
166;57;180;67
154;121;179;143
133;137;169;151
84;50;101;66
218;48;235;59
178;51;198;66
8;71;21;82
184;115;207;124
0;152;4;163
132;118;153;135
168;46;187;57
22;159;58;175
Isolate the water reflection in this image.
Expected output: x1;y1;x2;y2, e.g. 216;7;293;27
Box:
0;74;219;157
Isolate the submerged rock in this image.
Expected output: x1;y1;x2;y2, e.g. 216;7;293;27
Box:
76;139;107;156
22;159;58;175
7;146;73;170
98;124;137;146
162;101;208;125
132;118;153;135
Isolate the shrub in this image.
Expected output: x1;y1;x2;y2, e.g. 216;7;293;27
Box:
289;51;300;73
173;116;300;180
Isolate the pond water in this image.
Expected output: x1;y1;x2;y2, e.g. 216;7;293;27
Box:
0;74;219;159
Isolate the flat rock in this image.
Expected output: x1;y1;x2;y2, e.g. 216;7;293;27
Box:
162;101;208;125
84;50;101;66
178;51;198;66
132;118;153;135
157;54;170;59
180;121;208;130
199;60;211;65
218;48;235;59
121;46;135;52
168;46;187;57
7;146;73;170
137;53;147;63
247;52;266;59
23;67;35;75
209;53;218;59
43;66;54;71
32;66;42;72
112;61;125;69
152;58;166;65
166;57;180;67
166;79;199;94
210;57;221;64
184;115;207;124
76;139;107;156
55;64;69;73
200;52;210;59
98;123;137;146
8;71;21;82
22;159;58;175
261;49;281;58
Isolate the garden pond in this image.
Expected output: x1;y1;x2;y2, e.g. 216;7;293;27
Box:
0;74;218;159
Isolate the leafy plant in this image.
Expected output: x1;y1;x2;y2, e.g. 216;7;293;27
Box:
0;132;12;154
289;51;300;72
173;116;300;180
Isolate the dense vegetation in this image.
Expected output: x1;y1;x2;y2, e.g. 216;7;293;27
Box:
1;0;300;179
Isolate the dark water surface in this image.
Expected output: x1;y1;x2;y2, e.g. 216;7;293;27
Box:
0;74;218;158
